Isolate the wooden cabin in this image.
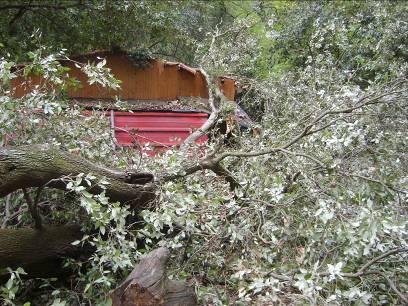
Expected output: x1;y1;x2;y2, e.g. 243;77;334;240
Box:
11;49;244;152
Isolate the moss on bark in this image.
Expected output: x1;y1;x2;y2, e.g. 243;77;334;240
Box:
0;225;85;279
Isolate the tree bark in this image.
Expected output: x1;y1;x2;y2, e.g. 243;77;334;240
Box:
0;145;157;280
0;225;87;280
0;145;155;208
111;247;196;306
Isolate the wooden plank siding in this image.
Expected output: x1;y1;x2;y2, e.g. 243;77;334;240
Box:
11;53;235;102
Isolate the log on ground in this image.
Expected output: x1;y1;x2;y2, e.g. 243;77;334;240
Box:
111;247;196;306
0;225;88;279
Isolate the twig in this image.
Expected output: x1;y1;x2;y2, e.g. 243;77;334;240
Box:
22;188;42;229
278;149;325;168
1;194;11;228
356;248;408;275
337;172;407;195
212;88;407;163
164;76;406;200
115;126;171;149
323;248;408;303
373;271;408;304
264;248;408;303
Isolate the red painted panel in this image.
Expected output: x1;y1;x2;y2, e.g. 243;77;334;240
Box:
111;112;208;153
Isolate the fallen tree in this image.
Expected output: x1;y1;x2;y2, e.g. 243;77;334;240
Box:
0;145;155;207
0;144;155;279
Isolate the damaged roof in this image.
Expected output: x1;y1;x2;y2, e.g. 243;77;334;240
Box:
71;97;212;113
13;47;255;128
72;97;255;129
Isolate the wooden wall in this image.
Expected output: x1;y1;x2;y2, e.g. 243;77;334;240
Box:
218;78;235;101
11;53;235;101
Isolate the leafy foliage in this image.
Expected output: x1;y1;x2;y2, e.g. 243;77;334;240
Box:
0;1;407;305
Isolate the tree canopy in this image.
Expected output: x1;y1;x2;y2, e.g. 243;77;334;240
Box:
0;1;407;305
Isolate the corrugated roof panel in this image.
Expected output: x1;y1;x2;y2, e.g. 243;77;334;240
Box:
111;112;208;153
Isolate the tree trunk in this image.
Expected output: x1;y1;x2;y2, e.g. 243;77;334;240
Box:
0;225;87;280
111;247;196;306
0;145;155;208
0;145;157;280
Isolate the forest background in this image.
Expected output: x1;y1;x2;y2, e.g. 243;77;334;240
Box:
0;1;407;305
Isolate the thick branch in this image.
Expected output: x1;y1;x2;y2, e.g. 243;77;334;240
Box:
182;70;225;147
0;145;155;208
162;156;240;190
164;79;406;195
209;88;407;163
